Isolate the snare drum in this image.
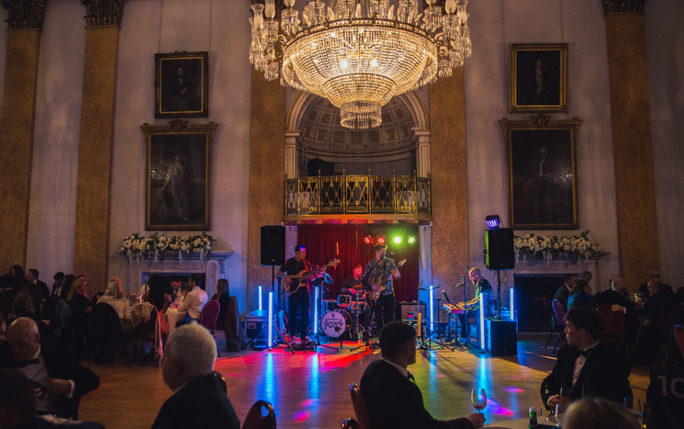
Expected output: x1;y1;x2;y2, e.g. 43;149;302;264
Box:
322;299;337;312
320;310;351;338
337;294;352;307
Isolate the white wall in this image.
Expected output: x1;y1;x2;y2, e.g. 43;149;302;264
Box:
645;0;684;288
464;0;620;291
26;1;85;283
107;0;253;313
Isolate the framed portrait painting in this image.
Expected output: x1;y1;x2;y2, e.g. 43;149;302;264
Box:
155;51;209;118
142;121;217;230
509;43;568;112
500;116;581;229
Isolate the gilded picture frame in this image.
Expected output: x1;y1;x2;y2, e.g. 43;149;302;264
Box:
509;43;568;113
142;121;217;230
155;51;209;118
500;115;581;229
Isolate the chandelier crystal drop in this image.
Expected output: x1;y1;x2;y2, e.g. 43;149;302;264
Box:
249;0;472;129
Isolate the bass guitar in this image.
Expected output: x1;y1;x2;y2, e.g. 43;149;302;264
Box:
281;258;340;294
369;259;407;301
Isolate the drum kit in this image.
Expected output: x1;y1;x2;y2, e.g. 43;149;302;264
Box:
319;292;368;342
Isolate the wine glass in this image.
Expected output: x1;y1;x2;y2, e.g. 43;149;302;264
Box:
471;388;488;414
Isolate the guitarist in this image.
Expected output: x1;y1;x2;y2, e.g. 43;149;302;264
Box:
363;244;401;335
278;244;314;343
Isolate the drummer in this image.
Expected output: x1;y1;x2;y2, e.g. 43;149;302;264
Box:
340;265;371;338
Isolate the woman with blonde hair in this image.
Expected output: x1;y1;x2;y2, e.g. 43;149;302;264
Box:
98;277;133;333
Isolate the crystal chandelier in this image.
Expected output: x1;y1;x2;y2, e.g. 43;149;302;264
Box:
249;0;472;129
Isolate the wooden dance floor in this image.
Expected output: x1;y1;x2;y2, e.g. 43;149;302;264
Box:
78;334;649;429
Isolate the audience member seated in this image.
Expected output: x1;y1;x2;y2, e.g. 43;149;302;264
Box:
579;270;593;289
152;323;240;429
65;276;92;358
179;274;207;324
212;279;229;329
26;269;49;302
593;277;639;347
360;321;485;429
563;398;640;429
59;275;75;302
541;307;630;413
8;265;25;288
0;317;100;419
638;269;673;301
644;280;682;342
0;369;105;429
9;293;56;348
147;276;171;312
97;279;132;334
51;272;65;298
169;276;183;306
567;279;594;310
553;273;577;309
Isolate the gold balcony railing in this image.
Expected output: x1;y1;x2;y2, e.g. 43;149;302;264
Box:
284;173;432;223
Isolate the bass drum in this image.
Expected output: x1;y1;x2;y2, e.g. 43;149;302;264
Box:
320;310;351;339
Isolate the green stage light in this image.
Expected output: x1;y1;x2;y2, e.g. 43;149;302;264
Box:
393;236;402;244
408;236;416;244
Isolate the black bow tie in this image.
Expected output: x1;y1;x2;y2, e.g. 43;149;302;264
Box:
577;349;590;358
17;358;40;367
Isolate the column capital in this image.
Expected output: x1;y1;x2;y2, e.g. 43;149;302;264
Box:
81;0;125;27
0;0;47;30
602;0;645;14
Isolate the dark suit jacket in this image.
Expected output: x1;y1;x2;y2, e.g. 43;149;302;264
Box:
360;359;475;429
553;284;570;309
151;373;240;429
0;345;100;419
540;342;629;409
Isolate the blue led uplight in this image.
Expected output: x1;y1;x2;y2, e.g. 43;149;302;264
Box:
479;292;485;350
268;291;273;349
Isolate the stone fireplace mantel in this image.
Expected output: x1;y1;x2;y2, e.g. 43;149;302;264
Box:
509;259;598;292
126;251;232;299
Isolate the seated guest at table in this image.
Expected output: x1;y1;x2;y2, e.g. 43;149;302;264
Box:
579;271;593;289
0;317;99;419
179;274;207;323
97;279;132;334
65;276;91;357
212;279;229;329
563;398;640;429
593;277;639;346
553;273;577;309
541;307;630;413
567;280;594;310
638;269;673;301
361;321;485;429
26;269;49;302
169;276;183;305
51;272;65;298
152;323;240;429
59;275;75;302
9;293;56;348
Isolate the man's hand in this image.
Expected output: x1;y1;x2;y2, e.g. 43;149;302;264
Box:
47;378;72;396
546;394;572;412
465;413;486;428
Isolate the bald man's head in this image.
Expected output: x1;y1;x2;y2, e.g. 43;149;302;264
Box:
6;317;40;361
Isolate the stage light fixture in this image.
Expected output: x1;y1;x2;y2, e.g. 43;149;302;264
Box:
377;236;386;244
509;288;515;321
408;236;416;244
364;235;373;244
258;285;263;311
485;215;500;229
393;236;402;244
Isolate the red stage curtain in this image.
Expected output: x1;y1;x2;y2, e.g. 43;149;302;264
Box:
297;225;420;306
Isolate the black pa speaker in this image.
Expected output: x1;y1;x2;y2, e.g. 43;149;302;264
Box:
485;228;515;270
485;318;517;356
261;225;285;265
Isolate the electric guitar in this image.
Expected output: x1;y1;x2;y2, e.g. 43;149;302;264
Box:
369;259;407;301
281;258;340;294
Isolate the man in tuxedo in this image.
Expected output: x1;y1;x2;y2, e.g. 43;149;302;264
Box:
553;273;577;309
360;322;485;429
26;269;49;301
0;317;99;419
593;277;639;346
152;323;240;429
541;307;630;412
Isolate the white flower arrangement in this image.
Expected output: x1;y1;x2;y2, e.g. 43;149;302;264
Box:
514;230;607;261
119;232;215;262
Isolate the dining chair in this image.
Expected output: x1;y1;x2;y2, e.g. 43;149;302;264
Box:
242;400;276;429
551;299;566;354
349;383;373;429
200;299;221;357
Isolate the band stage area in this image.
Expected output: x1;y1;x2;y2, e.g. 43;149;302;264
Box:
78;333;649;429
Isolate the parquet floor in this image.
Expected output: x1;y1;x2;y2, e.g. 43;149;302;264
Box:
78;334;650;429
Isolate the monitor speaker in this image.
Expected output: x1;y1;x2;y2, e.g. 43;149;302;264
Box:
261;225;285;265
485;228;514;270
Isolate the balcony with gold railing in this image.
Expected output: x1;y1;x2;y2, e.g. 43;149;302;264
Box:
284;173;432;224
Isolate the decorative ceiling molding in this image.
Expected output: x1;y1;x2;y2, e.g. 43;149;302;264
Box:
602;0;645;13
0;0;47;30
81;0;125;27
